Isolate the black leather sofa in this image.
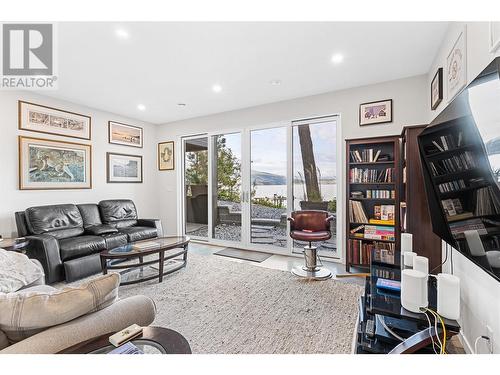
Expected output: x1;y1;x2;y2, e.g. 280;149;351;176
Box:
15;199;163;283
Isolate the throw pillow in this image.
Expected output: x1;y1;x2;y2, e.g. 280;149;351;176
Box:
0;273;120;343
0;249;45;293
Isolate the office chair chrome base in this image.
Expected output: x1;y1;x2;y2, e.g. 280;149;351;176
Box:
291;245;332;280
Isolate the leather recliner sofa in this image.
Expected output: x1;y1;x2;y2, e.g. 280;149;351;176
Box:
15;199;163;283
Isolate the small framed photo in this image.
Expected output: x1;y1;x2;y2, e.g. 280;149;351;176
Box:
359;99;392;126
431;68;443;110
18;101;91;140
108;121;143;148
489;22;500;52
106;152;143;183
158;141;174;170
446;27;467;101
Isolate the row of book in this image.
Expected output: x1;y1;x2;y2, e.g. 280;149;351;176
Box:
427;132;464;154
349;200;369;223
373;267;397;279
349;240;395;266
449;218;487;238
350;148;388;163
474;186;500;216
364;225;395;241
350;167;394;183
366;189;395;199
438;179;466;193
429;151;477;176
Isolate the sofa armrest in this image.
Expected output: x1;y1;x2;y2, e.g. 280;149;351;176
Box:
0;295;156;354
137;219;163;237
25;234;63;284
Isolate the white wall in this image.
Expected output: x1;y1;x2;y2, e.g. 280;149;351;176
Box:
155;74;429;258
0;91;159;237
427;21;500;353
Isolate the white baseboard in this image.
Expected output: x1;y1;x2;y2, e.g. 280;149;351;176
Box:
459;330;473;354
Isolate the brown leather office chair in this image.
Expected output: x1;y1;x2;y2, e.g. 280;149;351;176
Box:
288;210;334;280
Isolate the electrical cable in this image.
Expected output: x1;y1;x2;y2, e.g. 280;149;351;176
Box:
421;309;439;354
474;335;491;354
430;243;448;274
376;315;404;341
426;308;447;354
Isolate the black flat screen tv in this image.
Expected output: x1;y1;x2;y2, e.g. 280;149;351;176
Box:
418;57;500;281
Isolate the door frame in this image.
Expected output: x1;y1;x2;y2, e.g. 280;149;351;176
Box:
177;113;343;263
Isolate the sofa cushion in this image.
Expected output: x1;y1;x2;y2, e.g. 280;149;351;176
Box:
0;273;119;343
84;225;118;236
102;232;128;249
99;200;138;226
63;254;103;283
118;227;157;242
58;235;106;261
77;204;103;228
25;204;84;238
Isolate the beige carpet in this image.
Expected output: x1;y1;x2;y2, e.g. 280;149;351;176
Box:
117;252;363;354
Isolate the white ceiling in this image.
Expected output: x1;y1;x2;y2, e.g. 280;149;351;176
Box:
42;22;449;124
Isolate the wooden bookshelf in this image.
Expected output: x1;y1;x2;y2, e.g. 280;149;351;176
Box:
400;125;442;272
345;135;401;272
418;119;500;258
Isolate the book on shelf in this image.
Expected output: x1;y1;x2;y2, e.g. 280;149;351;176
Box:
349;240;395;266
425;131;464;155
350;167;394;183
438;179;466;193
447;212;474;222
364;225;395;241
365;189;395;199
441;198;464;216
369;219;395;225
449;218;487;237
373;267;397;279
474;186;500;216
429;151;477;176
349;200;369;223
350;148;384;163
372;204;395;222
350;224;365;234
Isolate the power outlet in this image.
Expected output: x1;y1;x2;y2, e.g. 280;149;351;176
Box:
486;325;494;353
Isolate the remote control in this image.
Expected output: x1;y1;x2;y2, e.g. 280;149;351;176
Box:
365;319;375;337
109;324;143;347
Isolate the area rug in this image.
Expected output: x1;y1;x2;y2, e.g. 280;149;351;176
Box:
214;247;273;263
118;252;363;354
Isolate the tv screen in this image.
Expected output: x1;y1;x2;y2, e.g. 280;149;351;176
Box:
418;57;500;281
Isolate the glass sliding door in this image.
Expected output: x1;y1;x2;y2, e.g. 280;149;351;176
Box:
249;127;288;249
292;117;338;258
211;132;243;244
183;136;209;240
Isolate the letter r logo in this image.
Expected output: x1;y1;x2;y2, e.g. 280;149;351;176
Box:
2;24;53;75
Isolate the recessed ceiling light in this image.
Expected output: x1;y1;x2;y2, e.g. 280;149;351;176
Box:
331;53;344;64
137;104;146;111
212;84;222;93
177;103;187;107
270;79;282;86
115;28;129;39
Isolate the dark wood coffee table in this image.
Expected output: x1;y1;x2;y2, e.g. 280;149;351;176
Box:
100;236;190;285
59;326;191;354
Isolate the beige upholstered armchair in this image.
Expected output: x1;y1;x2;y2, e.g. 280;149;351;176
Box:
0;257;156;354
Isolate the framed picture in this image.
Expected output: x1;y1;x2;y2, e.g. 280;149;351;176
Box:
431;68;443;110
19;136;92;190
446;27;467;102
359;99;393;126
106;152;143;183
108;121;143;148
158;141;174;170
18;101;91;140
489;22;500;52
